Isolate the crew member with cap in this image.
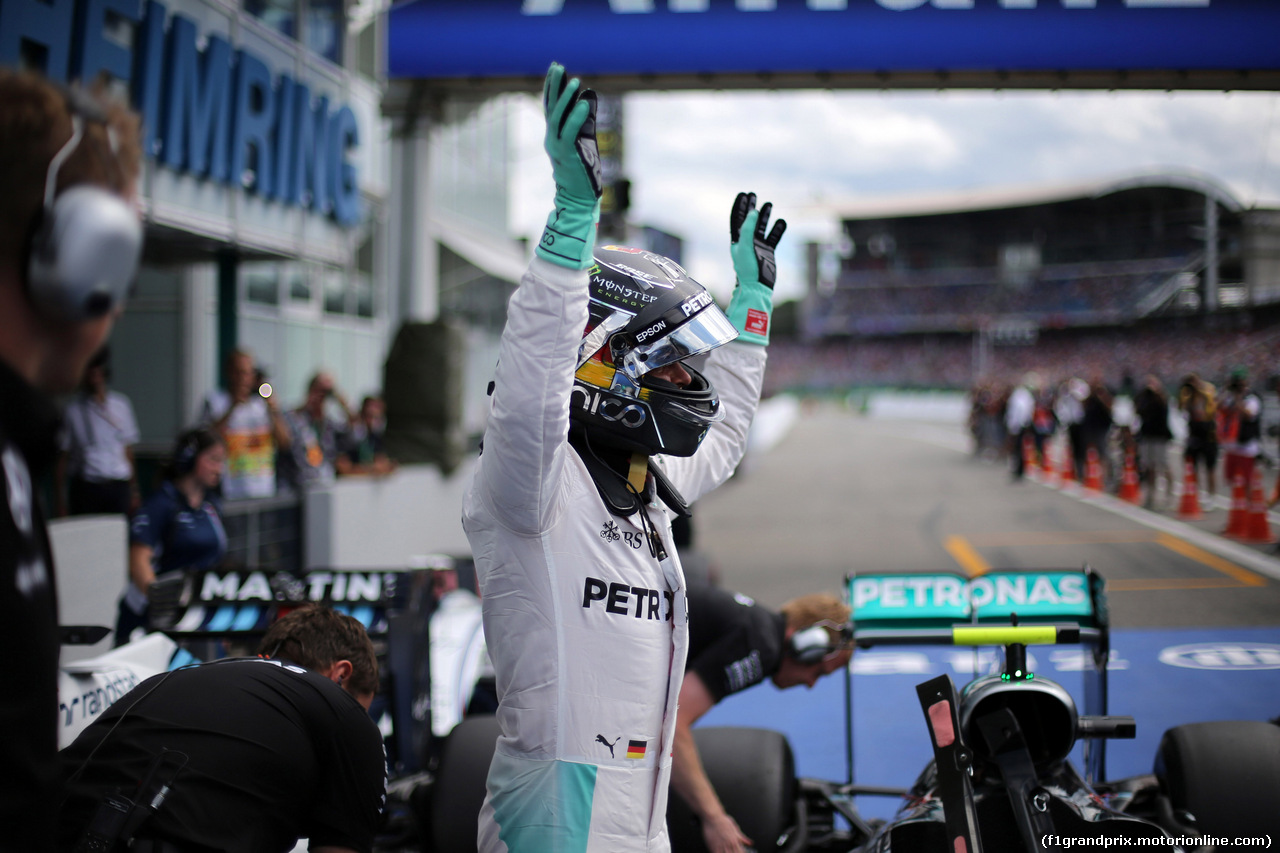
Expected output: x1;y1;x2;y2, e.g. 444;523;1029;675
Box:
462;62;785;852
673;587;852;853
0;71;143;849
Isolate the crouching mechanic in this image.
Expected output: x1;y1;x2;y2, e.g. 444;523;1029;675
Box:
673;587;853;853
57;605;387;852
462;62;785;853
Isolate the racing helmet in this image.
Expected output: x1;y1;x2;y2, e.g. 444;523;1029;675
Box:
572;245;738;457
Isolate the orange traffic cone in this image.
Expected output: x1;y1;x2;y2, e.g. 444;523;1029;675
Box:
1084;447;1104;491
1117;446;1141;504
1240;467;1277;544
1040;439;1058;480
1177;461;1203;520
1059;446;1077;486
1223;474;1248;538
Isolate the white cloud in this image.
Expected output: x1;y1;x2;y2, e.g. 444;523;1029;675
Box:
511;89;1280;304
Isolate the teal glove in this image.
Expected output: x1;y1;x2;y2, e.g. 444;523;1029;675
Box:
726;192;787;346
536;62;603;270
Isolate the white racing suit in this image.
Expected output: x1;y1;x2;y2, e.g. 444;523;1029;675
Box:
463;257;765;853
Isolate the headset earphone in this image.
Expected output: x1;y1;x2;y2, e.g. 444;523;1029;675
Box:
172;432;202;476
25;87;142;324
788;620;854;665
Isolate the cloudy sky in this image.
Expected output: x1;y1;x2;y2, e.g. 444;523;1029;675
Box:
509;88;1280;304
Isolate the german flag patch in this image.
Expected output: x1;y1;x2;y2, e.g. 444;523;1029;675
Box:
626;739;647;759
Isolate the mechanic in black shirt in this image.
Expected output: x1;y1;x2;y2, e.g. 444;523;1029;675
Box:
674;586;852;853
0;71;143;851
58;605;388;853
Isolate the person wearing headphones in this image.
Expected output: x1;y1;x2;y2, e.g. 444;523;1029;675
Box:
58;604;387;853
117;428;228;645
673;588;852;853
463;62;784;852
0;70;143;850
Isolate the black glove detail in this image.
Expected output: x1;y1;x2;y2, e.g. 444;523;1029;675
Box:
731;191;787;290
550;69;602;200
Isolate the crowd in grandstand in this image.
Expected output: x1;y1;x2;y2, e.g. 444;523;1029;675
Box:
764;312;1280;399
815;262;1186;331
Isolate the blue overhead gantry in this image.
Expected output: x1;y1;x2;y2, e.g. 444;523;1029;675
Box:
386;0;1280;94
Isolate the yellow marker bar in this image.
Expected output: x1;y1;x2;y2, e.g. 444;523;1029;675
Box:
953;625;1058;646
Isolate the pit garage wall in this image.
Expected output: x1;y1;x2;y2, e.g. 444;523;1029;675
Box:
301;461;476;569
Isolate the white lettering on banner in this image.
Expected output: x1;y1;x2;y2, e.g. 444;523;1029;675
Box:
202;572;243;600
238;572;273;601
523;0;1206;13
851;574;1085;613
1159;643;1280;671
1049;649;1129;671
200;570;385;602
850;651;931;675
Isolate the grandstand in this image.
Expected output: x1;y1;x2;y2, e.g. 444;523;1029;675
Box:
779;172;1280;394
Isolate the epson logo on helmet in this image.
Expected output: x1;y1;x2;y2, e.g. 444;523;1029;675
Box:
571;385;648;428
636;320;667;343
681;291;714;317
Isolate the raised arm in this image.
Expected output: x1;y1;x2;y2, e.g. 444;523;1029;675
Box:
475;63;602;533
663;193;786;502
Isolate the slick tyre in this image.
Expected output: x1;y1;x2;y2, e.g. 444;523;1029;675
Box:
430;714;501;853
668;726;801;853
1155;720;1280;839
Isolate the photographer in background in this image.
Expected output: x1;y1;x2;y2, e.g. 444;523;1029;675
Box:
279;370;356;491
0;70;142;850
198;347;291;499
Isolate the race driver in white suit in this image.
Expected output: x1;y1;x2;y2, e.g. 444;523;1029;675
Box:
462;62;787;853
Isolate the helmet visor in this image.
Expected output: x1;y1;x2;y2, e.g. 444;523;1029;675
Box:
621;304;738;381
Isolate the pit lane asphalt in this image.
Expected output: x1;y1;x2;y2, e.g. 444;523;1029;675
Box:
693;400;1280;629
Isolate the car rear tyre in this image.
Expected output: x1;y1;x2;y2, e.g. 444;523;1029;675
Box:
668;726;801;853
1155;720;1280;839
430;714;502;853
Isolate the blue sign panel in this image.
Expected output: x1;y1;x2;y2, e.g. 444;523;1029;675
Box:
387;0;1280;81
0;0;362;226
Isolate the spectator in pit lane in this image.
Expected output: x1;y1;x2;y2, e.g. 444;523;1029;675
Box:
339;393;397;477
55;345;141;517
1217;367;1263;496
1180;373;1219;498
199;348;291;500
1055;378;1088;482
1134;374;1174;510
279;371;355;491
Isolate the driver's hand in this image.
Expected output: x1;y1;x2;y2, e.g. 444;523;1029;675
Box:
726;190;786;346
702;811;754;853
